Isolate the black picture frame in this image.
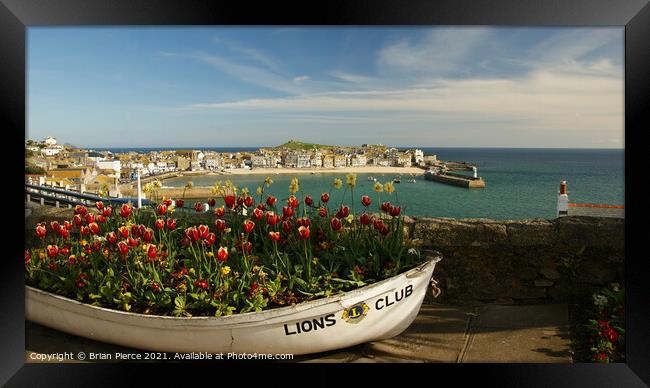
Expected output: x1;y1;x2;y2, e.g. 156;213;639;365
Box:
2;0;648;385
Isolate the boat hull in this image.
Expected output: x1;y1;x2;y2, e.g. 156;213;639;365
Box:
26;257;440;355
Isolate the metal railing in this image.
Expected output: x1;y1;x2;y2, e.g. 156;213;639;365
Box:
25;183;152;208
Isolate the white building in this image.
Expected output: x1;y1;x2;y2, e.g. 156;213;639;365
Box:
297;154;311;168
44;136;57;146
251;155;267;168
205;156;223;170
41;145;63;156
97;160;122;174
413;149;424;164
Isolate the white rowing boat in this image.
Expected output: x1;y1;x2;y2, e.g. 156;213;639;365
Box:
26;255;441;356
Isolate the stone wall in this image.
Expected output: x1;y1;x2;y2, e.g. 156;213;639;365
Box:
407;216;624;304
25;205;625;304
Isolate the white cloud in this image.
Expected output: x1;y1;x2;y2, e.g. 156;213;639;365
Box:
293;75;310;84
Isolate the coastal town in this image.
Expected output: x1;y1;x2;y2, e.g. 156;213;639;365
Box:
25;137;442;197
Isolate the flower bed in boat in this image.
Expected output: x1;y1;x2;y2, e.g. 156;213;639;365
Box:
25;175;428;317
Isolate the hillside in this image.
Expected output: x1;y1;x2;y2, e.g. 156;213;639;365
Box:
273;139;336;150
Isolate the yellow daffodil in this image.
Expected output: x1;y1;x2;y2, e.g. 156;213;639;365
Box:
264;177;274;187
346;173;357;187
153;180;162;189
289;177;299;194
384;182;395;194
333;178;343;189
38;252;45;260
241;187;250;196
80;240;88;247
221;266;231;276
346;214;354;224
206;252;214;257
185;181;194;189
256;186;263;196
373;182;383;193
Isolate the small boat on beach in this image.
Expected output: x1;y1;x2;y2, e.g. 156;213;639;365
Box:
393;176;401;183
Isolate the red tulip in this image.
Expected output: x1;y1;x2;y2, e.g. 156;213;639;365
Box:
282;220;293;234
80;226;90;236
243;220;255;234
373;219;384;231
242;241;253;254
185;227;200;241
287;196;299;208
90;241;101;252
353;265;364;274
194;202;203;212
46;245;59;258
318;207;328;218
379;224;390;236
67;255;76;266
95;201;104;210
143;228;154;242
151;281;161;293
321;193;330;203
381;202;391;213
85;213;95;224
304;196;313;206
36;224;47;238
120;203;133;218
244;196;254;208
89;222;100;235
97;215;106;223
25;250;30;264
128;237;139;247
217;246;229;262
205;232;217;247
102;206;113;217
252;208;264;221
282;206;294;219
389;206;401;217
64;220;73;230
265;211;279;226
257;203;266;211
237;196;245;207
296;217;311;227
49;221;60;233
335;205;350;219
118;241;129;255
360;213;372;225
118;226;129;238
48;262;58;270
268;231;280;242
266;196;277;207
60;247;70;257
154;218;165;230
361;195;372;207
214;219;227;233
130;224;141;237
330;217;342;231
298;226;310;240
225;195;236;208
175;199;184;208
147;244;157;259
156;204;167;215
74;205;88;216
163;197;173;206
73;214;82;226
106;232;117;245
214;206;225;217
58;228;69;239
198;224;210;239
207;198;217;207
194;279;209;290
166;218;177;231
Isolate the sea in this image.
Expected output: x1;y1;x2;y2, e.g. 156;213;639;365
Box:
95;148;624;221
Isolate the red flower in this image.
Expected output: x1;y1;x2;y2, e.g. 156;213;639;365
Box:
283;220;293;234
373;219;384;231
330;217;342;231
88;222;100;235
25;250;30;264
287;196;299;209
318;207;328;218
214;219;227;233
214;206;225;217
304;195;314;206
151;281;161;293
225;195;236;208
163;197;173;206
60;247;70;256
593;353;608;362
361;195;372;207
244;196;254;208
106;232;117;245
265;211;279;226
73;214;83;226
156;204;167;215
68;255;76;265
97;215;106;223
74;205;88;216
335;205;350;219
46;245;59;258
243;220;255;234
117;241;129;255
194;202;203;212
48;262;58;270
166;218;177;231
380;202;392;213
378;224;390;236
49;221;60;233
298;226;310;240
36;224;47;238
266;196;277;207
353;265;364;274
252;208;264;221
321;193;330;203
76;274;88;289
194;279;209;290
359;213;372;225
242;241;253;254
175;199;184;208
205;232;217;247
237;196;245;207
90;241;101;252
118;226;129;238
282;206;294;219
154;218;165;230
63;220;73;230
127;237;139;247
80;226;90;236
257;203;266;211
389;206;401;217
198;224;210;239
268;231;280;242
120;203;133;218
147;244;157;259
95;201;104;210
143;228;154;242
605;327;619;342
102;206;113;217
207;198;216;207
296;217;311;227
217;246;229;262
185;227;200;241
85;213;95;225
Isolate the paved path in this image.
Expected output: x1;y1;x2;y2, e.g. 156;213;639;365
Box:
25;303;571;363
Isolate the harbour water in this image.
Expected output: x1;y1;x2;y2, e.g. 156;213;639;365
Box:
121;148;624;221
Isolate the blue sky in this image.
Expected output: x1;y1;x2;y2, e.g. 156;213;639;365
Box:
27;27;623;148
